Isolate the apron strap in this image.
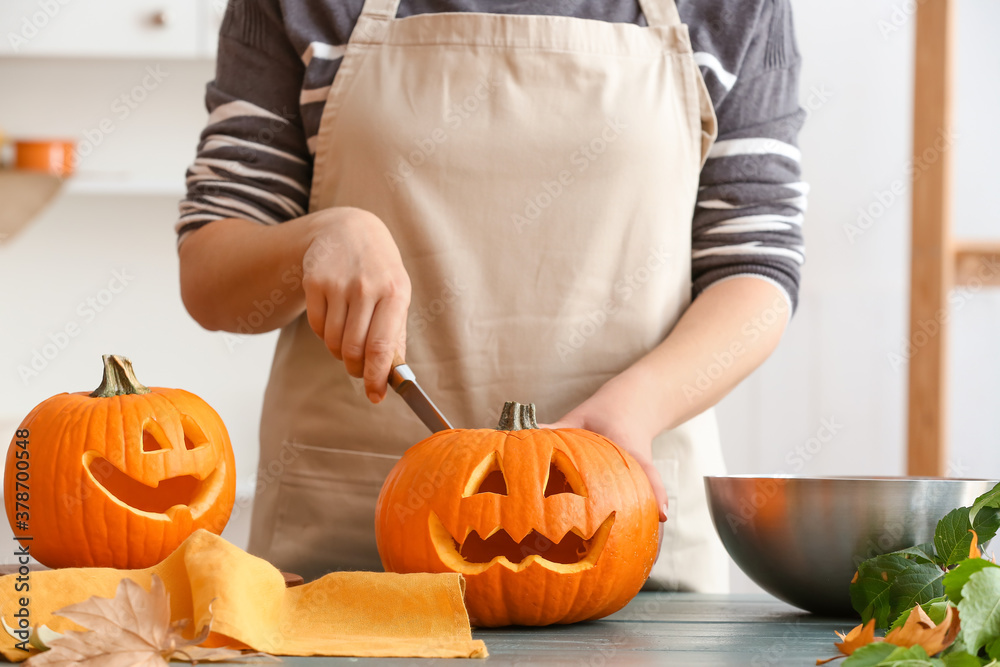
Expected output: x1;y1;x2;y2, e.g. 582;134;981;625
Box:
354;0;679;36
637;0;682;28
350;0;400;45
358;0;400;20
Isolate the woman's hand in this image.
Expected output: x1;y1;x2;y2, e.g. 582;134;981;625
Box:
302;207;411;404
541;369;669;523
539;276;792;525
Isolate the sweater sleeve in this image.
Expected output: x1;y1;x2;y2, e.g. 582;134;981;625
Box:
175;0;312;247
689;0;807;311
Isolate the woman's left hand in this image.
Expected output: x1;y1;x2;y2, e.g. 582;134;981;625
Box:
540;371;669;523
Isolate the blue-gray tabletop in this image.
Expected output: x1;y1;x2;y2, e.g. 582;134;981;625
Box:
279;592;857;666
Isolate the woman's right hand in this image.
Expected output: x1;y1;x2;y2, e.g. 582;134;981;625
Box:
301;207;411;404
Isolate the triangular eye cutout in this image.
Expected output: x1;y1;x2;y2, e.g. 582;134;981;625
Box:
463;451;508;496
544;449;587;497
141;421;169;452
181;416;209;451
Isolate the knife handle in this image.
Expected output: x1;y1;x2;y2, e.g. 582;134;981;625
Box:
388;351;411;391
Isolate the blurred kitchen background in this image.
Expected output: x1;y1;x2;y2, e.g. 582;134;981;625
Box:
1;0;998;593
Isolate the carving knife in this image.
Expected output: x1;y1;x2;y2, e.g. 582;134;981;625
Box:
388;353;454;432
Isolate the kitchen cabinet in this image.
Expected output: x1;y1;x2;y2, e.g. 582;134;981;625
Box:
1;0;227;59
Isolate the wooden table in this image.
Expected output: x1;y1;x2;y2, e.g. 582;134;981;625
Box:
280;592;855;666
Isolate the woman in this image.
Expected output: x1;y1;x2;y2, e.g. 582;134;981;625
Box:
177;0;806;591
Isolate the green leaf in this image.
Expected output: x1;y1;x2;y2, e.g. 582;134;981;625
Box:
897;543;943;565
877;644;944;666
892;563;948;621
969;482;1000;526
844;643;899;666
853;555;946;629
957;567;1000;655
987;636;1000;660
941;651;988;667
944;559;1000;604
890;597;950;632
972;507;1000;546
853;554;916;627
936;508;977;566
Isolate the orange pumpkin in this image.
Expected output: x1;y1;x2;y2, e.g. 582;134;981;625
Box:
375;401;659;626
3;355;236;569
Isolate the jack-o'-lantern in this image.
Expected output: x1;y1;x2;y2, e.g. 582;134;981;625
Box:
375;401;659;626
3;355;236;569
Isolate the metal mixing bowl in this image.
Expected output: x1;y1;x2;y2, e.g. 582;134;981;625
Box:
705;475;998;617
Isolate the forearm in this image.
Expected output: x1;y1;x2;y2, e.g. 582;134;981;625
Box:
178;213;325;333
620;276;791;433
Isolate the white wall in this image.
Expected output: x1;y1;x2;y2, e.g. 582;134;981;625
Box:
1;0;998;595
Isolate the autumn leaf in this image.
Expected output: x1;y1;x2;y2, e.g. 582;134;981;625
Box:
882;604;960;655
818;604;960;665
969;530;981;560
816;619;881;664
23;574;279;666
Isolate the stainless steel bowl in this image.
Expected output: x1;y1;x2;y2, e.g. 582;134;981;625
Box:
705;475;998;617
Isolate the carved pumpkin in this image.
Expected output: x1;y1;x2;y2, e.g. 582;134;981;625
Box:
375;401;659;626
3;355;236;569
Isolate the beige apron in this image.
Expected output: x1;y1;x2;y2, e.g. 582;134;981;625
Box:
248;0;730;593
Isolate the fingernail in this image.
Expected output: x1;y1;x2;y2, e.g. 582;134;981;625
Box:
660;503;668;521
368;391;381;403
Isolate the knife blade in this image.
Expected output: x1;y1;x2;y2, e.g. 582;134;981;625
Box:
388;353;454;433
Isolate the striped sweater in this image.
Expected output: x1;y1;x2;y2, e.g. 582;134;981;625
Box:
177;0;807;309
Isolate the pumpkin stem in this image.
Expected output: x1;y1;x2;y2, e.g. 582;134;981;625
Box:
496;401;538;431
89;355;151;398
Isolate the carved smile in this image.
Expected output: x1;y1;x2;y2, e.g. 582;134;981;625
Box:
83;451;227;519
430;511;616;574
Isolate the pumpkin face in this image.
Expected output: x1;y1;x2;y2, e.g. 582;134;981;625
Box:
376;402;659;626
3;355;236;569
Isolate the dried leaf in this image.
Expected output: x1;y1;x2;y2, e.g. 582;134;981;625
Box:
817;619;883;664
819;604;961;665
23;574;279;666
883;603;959;655
2;616;64;650
837;619;881;655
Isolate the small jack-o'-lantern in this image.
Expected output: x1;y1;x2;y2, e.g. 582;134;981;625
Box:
375;401;659;626
3;355;236;569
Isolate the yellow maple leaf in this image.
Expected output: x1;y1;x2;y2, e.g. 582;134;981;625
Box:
23;574;279;666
